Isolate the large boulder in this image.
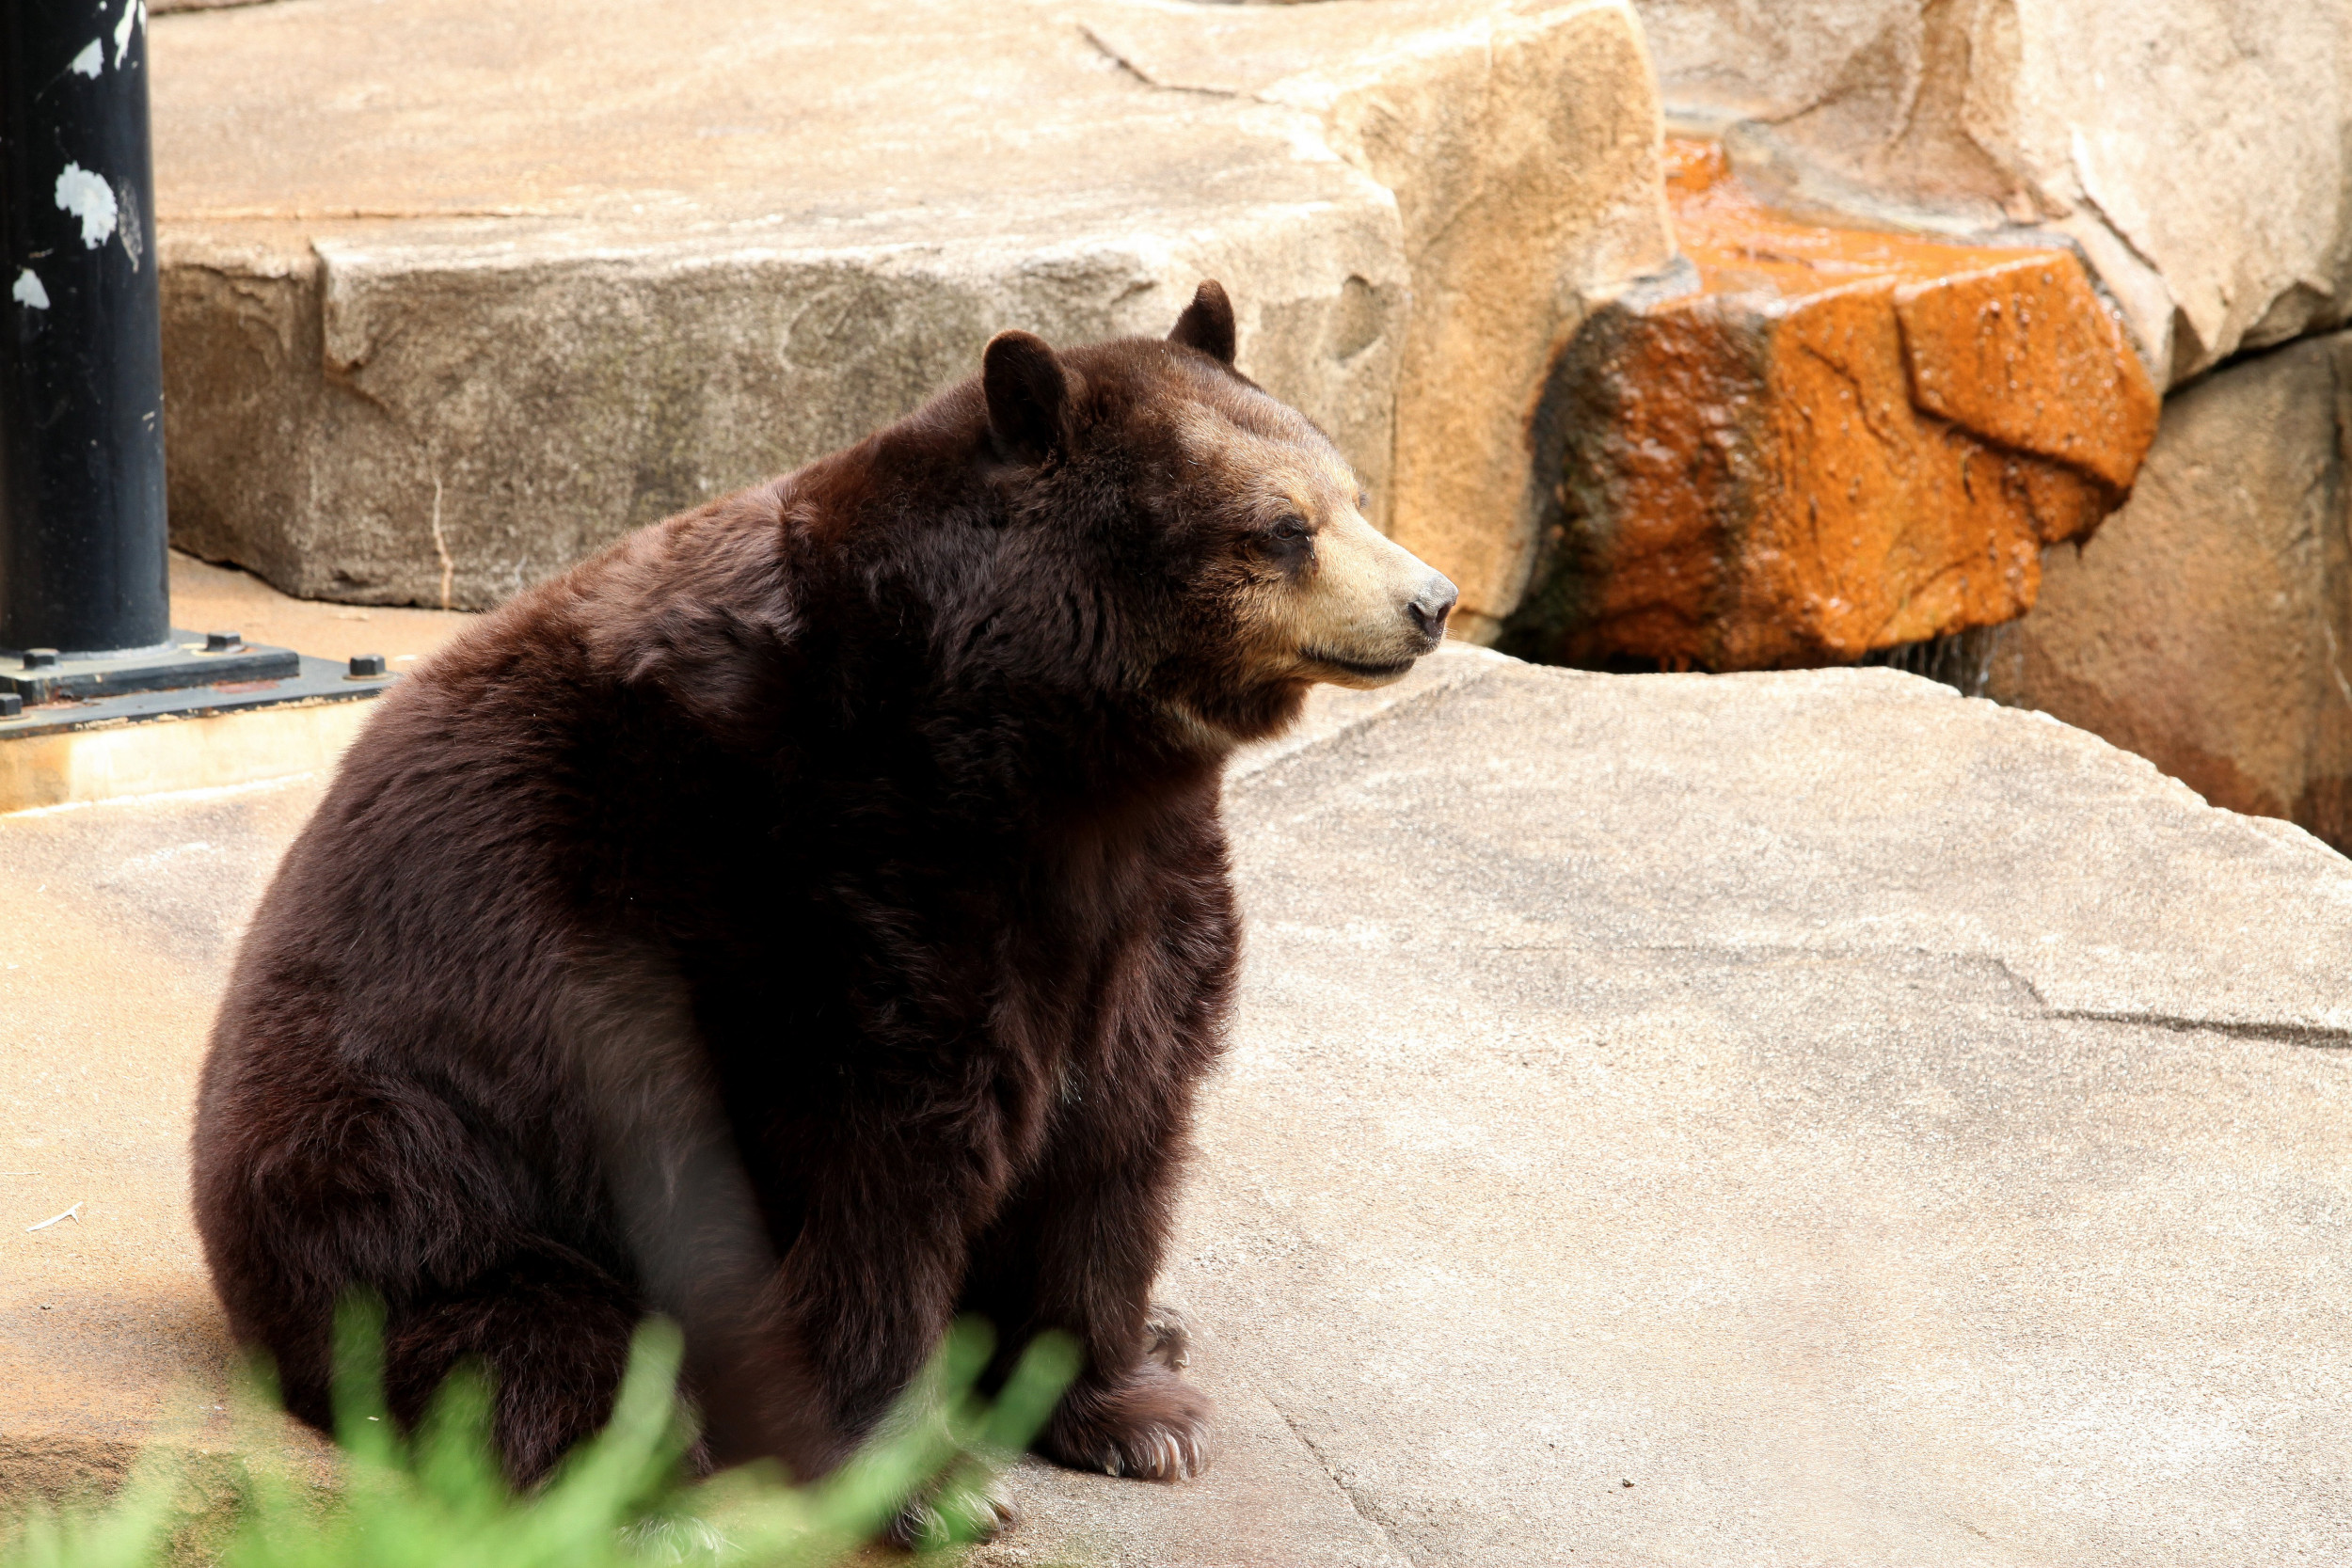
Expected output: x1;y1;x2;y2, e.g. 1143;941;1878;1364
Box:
1633;0;2352;384
1983;329;2352;852
1502;141;2158;670
152;0;1669;620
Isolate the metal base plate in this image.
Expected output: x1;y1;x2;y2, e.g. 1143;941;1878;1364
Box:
1;629;302;701
0;631;392;740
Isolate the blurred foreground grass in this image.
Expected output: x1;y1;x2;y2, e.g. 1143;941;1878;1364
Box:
1;1306;1077;1568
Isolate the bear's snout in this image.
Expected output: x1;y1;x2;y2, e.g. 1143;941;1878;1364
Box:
1274;515;1459;689
1406;571;1458;646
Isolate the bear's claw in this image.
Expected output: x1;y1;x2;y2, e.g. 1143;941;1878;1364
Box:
887;1471;1021;1549
1088;1420;1207;1481
1143;1303;1192;1370
1041;1363;1212;1483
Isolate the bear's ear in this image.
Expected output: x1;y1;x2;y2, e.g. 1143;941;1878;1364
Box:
1168;280;1237;366
983;329;1072;465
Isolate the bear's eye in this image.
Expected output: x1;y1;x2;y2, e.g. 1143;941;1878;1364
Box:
1270;515;1310;543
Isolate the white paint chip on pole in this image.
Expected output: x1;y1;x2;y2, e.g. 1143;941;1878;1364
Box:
26;1202;83;1232
11;268;48;309
70;40;102;78
113;0;145;69
54;163;118;247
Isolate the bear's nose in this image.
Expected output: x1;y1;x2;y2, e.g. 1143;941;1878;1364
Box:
1406;573;1458;642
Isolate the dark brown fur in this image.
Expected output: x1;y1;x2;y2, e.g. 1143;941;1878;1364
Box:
192;289;1377;1495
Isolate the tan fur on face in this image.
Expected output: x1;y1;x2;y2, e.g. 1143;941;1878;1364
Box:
1177;400;1450;690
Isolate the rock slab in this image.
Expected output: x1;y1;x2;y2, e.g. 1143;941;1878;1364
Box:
8;637;2352;1564
151;0;1668;628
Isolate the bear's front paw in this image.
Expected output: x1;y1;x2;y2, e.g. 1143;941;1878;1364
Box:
1041;1364;1211;1482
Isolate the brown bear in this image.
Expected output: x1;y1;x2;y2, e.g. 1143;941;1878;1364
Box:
190;282;1456;1521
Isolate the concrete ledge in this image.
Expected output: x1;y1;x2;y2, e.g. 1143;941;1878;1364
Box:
0;700;379;816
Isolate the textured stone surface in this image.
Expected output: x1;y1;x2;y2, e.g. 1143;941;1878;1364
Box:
1168;654;2352;1566
1985;330;2352;853
152;0;1667;622
0;700;377;817
1633;0;2352;384
9;629;2352;1564
1;770;333;1498
1503;141;2157;670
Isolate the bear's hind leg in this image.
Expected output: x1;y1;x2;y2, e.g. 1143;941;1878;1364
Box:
381;1247;646;1488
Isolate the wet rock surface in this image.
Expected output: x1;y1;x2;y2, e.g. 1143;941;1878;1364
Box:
9;641;2352;1565
1504;142;2157;671
1985;329;2352;854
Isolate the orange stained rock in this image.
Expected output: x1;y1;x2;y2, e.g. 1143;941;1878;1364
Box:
1506;138;2160;671
1896;264;2160;493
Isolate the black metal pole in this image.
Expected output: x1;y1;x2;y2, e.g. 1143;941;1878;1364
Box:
0;0;168;657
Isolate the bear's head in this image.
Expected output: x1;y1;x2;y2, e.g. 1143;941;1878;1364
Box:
972;281;1457;749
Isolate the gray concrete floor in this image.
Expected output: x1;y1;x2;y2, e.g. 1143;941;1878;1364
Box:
6;634;2350;1564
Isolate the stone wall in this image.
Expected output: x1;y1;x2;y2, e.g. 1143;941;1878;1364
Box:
147;0;2352;848
162;221;1409;610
